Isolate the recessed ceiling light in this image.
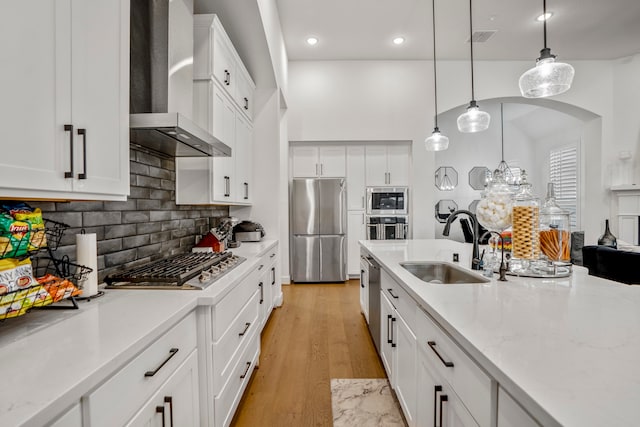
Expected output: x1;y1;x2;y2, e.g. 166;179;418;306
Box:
536;12;553;21
306;37;318;46
393;37;405;45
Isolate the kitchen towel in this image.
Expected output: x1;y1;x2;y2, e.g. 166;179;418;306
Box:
76;233;98;297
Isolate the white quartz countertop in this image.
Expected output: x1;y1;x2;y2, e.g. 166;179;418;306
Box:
0;240;277;427
360;239;640;427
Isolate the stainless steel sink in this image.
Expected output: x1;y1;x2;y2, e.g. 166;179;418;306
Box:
400;261;490;284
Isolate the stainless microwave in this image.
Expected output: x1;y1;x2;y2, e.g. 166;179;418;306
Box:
366;187;408;215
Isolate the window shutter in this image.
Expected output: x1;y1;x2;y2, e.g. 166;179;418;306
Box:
549;145;579;228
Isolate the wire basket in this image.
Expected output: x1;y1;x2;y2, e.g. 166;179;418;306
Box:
0;219;69;259
32;256;93;284
0;284;54;320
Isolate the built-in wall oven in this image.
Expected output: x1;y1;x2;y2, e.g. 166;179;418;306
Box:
366;216;409;240
366;187;408;215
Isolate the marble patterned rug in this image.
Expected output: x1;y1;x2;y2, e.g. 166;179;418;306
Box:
330;378;405;427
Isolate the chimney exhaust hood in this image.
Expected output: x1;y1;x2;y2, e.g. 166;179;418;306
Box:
129;0;231;157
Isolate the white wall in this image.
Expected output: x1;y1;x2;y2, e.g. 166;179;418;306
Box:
286;57;636;245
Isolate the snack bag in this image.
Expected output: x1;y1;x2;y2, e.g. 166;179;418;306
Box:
0;258;36;294
2;202;47;251
37;274;82;302
0;258;52;319
0;213;30;258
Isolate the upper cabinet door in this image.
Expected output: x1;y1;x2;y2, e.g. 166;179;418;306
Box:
347;146;366;210
387;145;410;186
70;0;129;197
292;146;320;177
318;146;346;177
0;0;129;201
365;146;388;186
0;0;73;195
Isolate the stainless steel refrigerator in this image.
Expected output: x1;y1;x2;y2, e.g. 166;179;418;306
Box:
291;178;347;282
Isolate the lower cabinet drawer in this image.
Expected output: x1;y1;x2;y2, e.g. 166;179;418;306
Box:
416;309;492;427
213;266;260;340
214;330;260;427
213;289;260;394
87;312;197;427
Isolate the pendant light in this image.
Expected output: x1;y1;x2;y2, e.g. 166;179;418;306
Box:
496;103;514;184
519;0;574;98
425;0;449;151
457;0;490;133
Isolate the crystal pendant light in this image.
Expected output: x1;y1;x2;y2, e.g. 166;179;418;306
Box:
519;0;574;98
425;0;449;151
457;0;490;133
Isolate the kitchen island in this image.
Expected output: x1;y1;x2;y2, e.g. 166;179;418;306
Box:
0;240;278;427
360;239;640;427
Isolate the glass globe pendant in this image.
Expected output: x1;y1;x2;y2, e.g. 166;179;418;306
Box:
425;0;449;151
457;100;490;133
519;0;574;98
457;0;490;133
425;127;449;151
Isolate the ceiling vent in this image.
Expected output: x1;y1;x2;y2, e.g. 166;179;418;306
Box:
467;30;497;43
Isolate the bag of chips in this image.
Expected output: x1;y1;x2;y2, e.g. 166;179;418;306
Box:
2;202;47;252
37;273;82;302
0;213;30;258
0;258;52;319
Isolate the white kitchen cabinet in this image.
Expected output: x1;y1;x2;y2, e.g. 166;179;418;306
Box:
48;402;82;427
380;291;396;384
348;211;366;276
347;146;367;210
395;311;417;426
194;14;255;121
87;312;197;427
176;79;253;205
415;308;492;427
365;144;410;186
266;245;282;308
359;256;369;323
0;0;129;201
258;262;273;329
125;350;200;427
498;387;540;427
291;145;346;177
417;344;479;427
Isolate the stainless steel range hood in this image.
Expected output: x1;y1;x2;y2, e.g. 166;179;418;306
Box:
129;0;231;157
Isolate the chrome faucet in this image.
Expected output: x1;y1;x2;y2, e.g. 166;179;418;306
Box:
443;210;481;270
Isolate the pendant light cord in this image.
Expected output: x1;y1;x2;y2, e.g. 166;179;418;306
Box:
500;103;504;160
543;0;548;49
431;0;439;128
469;0;475;102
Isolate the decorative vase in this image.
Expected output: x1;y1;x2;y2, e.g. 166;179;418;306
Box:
597;219;617;249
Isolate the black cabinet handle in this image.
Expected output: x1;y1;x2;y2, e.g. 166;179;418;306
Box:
244;182;249;199
239;322;251;337
258;264;264;271
434;385;442;427
224;176;230;197
427;341;454;368
391;317;396;347
164;396;174;427
155;405;166;427
387;314;392;344
77;128;87;179
360;270;365;288
271;266;275;285
64;124;74;178
270;253;276;258
387;288;399;299
259;281;263;304
244;97;249;110
240;361;251;379
144;348;179;377
439;393;448;427
224;69;230;85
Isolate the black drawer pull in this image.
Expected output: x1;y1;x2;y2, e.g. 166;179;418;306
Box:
391;317;396;347
239;322;251;336
387;288;399;299
145;348;179;377
434;385;442;427
439;393;448;426
77;128;87;179
258;264;264;270
259;282;264;304
156;405;166;427
164;396;174;427
270;253;276;258
427;341;454;367
387;314;392;343
64;124;74;178
240;361;251;379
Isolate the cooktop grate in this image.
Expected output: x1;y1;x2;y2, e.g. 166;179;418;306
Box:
105;252;232;285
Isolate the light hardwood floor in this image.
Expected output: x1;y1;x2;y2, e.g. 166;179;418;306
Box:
231;280;386;427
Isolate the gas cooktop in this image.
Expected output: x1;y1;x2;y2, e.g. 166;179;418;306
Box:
104;251;245;290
